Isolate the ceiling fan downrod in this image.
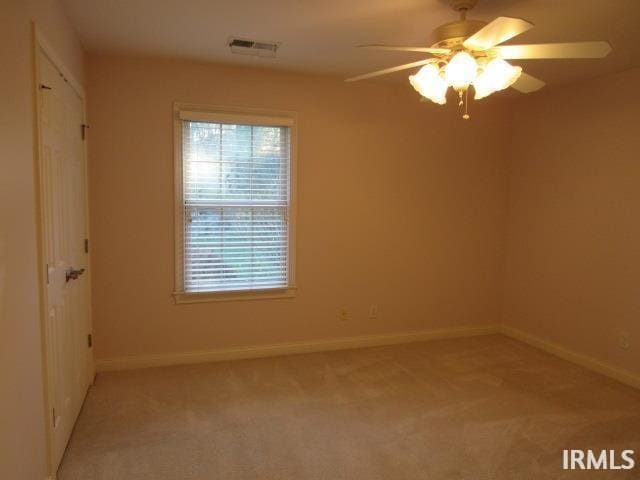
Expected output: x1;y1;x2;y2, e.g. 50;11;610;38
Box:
449;0;479;12
449;0;478;20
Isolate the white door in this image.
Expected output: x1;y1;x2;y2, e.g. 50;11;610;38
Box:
38;49;93;471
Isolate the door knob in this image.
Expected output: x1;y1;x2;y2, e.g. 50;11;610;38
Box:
66;268;86;282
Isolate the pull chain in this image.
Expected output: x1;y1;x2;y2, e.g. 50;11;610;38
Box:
463;88;470;120
458;89;470;120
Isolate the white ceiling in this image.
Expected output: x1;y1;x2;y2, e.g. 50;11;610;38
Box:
62;0;640;88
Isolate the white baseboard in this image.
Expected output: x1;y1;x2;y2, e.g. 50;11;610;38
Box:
96;324;500;372
499;325;640;390
95;324;640;390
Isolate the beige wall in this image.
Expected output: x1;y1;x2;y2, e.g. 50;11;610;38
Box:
503;67;640;376
0;1;84;478
87;55;511;361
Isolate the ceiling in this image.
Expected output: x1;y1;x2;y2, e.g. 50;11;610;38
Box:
62;0;640;88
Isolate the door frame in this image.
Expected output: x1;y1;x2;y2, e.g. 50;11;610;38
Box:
31;24;94;478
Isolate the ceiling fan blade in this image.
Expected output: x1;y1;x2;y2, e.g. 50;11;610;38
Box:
492;41;612;59
345;58;436;82
463;17;534;51
511;72;546;93
357;44;451;55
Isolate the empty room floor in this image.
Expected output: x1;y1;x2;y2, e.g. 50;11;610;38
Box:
58;335;640;480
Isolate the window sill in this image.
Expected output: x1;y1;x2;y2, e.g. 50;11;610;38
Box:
173;287;297;305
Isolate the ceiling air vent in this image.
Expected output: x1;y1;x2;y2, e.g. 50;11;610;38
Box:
228;37;279;58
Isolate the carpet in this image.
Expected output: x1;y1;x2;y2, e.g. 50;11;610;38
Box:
58;334;640;479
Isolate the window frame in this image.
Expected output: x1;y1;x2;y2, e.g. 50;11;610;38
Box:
173;102;297;304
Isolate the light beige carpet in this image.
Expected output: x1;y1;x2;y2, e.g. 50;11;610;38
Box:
58;334;640;479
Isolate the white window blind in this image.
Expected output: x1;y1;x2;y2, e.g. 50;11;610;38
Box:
181;118;290;293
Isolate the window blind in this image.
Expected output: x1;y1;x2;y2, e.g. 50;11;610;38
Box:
182;120;290;293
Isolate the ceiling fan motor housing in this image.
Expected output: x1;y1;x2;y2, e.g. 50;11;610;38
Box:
431;19;487;49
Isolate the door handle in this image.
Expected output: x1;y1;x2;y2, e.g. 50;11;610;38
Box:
66;268;86;282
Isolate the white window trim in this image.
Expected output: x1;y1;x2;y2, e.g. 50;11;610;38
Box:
173;102;298;304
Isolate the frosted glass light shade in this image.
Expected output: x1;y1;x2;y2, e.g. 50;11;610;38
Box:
409;64;448;105
474;58;522;100
473;74;495;100
444;51;478;90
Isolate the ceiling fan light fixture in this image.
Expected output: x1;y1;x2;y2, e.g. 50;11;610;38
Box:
409;64;448;104
444;51;478;90
347;0;612;118
473;58;522;99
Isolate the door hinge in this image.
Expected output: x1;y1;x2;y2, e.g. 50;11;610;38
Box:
81;124;90;140
88;334;92;348
52;407;56;428
46;263;50;285
84;238;89;253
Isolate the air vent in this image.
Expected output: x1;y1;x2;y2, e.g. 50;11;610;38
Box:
228;37;279;58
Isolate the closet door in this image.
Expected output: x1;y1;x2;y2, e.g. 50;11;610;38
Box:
38;49;93;471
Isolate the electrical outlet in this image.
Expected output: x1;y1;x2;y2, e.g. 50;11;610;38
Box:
339;308;349;321
619;331;630;350
369;305;378;319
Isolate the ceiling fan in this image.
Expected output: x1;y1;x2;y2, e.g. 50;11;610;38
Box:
346;0;612;119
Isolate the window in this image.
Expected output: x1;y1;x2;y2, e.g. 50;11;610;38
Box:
174;105;296;303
